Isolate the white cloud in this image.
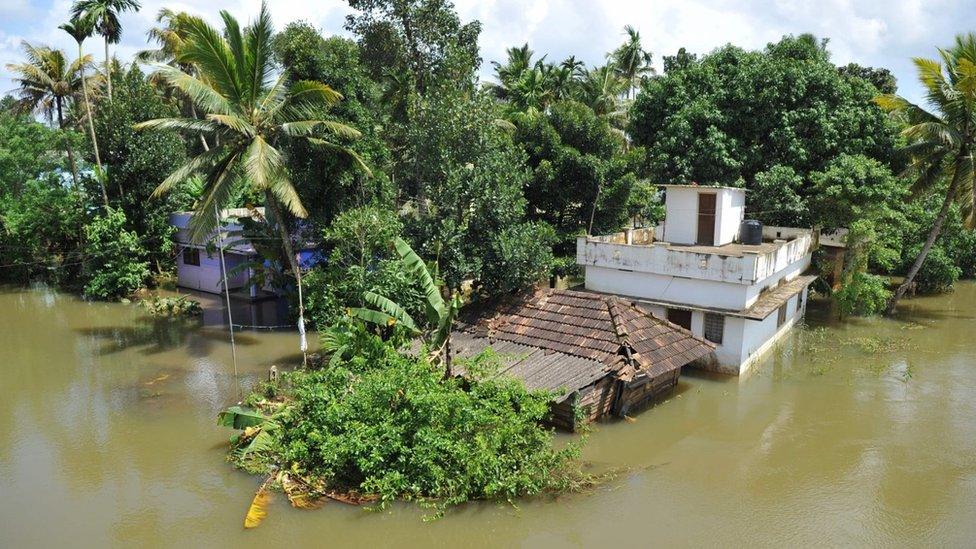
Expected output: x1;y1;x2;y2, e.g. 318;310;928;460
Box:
2;0;975;104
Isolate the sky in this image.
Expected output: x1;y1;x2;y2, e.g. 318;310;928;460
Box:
2;0;976;106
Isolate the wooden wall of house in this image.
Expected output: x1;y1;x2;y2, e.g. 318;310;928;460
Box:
548;376;616;431
547;369;681;431
617;369;681;416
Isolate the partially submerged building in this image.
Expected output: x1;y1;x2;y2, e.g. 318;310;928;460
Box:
170;209;258;296
577;184;817;375
170;208;318;298
453;288;715;430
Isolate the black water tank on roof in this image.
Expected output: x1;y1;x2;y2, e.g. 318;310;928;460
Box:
740;219;763;245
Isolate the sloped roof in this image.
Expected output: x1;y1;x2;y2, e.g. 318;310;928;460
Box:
736;275;817;320
449;333;610;402
459;288;715;384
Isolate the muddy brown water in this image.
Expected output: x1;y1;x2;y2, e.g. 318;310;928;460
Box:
1;283;975;547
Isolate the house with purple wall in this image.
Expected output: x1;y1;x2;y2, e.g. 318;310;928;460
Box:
170;208;320;299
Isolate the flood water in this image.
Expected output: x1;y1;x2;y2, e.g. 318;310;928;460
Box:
2;283;975;547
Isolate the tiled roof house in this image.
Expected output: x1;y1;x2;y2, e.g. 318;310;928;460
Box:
453;288;714;430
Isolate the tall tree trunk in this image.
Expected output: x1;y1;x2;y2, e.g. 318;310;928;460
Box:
265;191;307;365
56;98;80;189
104;38;112;101
885;154;965;314
80;44;108;209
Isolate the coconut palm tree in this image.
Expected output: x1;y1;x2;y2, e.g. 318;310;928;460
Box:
136;9;211;150
610;25;654;99
875;33;976;313
6;42;88;188
137;2;369;357
71;0;141;101
136;8;196;67
491;43;537;96
560;55;586;79
60;18;108;207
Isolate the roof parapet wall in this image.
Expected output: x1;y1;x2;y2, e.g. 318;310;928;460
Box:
577;229;813;286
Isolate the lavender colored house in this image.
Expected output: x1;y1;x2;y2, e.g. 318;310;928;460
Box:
170;208;320;299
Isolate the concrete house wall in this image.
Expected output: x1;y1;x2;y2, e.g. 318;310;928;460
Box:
578;185;816;376
638;285;808;374
737;287;808;370
659;186;745;246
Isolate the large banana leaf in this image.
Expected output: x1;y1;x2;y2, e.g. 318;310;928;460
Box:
363;291;419;333
393;237;445;324
349;307;403;329
217;406;266;429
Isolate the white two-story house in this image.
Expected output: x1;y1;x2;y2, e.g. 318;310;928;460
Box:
577;184;817;375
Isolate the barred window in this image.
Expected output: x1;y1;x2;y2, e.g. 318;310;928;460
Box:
703;313;724;344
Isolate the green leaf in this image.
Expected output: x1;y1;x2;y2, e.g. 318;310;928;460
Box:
393;237;445;323
217;406;266;429
363;291;420;333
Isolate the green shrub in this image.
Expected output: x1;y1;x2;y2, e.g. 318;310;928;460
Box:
141;295;202;317
221;325;586;512
304;258;427;330
834;271;891;316
82;209;150;300
956;230;976;279
304;205;431;330
913;245;961;294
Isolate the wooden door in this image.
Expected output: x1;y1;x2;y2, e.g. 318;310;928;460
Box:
667;308;693;331
697;193;716;246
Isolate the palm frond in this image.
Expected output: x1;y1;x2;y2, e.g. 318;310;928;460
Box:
147;63;235;116
242;1;274;107
149;145;231;197
902;121;960;148
134;116;219;134
179;14;242;103
281;120;362;139
208;113;256;136
242;135;284;191
188;150;243;243
306;138;373;177
286;80;342;107
268;173;308;218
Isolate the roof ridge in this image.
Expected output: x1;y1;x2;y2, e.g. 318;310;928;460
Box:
605;297;629;343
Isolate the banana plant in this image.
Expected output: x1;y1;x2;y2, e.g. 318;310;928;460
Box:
350;237;461;369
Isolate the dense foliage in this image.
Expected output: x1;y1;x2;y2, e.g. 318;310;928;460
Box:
402;90;555;293
516;100;639;251
630;34;896;190
304;205;427;330
2;3;975;316
273;24;394;229
140;294;202;317
223;325;586;512
81;209;150;299
94;66;191;271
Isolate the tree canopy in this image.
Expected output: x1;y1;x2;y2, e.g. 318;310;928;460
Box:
630;34;897;188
